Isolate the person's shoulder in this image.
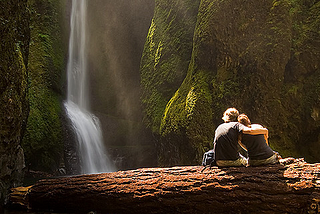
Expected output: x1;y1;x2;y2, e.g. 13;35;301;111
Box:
220;122;242;130
251;124;263;128
233;122;246;130
228;122;239;127
218;122;237;127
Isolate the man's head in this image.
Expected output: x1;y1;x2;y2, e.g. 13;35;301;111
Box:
222;108;239;122
238;114;251;126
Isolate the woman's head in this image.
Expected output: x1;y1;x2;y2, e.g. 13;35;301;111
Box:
222;108;239;122
238;114;251;126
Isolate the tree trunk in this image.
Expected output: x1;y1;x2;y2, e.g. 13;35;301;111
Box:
9;158;320;213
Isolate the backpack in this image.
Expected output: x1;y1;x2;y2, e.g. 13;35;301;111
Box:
201;149;216;171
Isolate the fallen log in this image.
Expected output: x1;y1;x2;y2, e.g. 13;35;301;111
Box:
8;158;320;214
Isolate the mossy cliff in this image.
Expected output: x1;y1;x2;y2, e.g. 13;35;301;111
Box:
140;0;320;166
0;0;66;205
140;0;202;166
21;0;67;172
0;0;30;205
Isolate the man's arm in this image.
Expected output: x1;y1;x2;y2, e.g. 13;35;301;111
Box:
242;125;268;136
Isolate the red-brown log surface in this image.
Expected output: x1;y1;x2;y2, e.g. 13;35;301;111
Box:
10;158;320;213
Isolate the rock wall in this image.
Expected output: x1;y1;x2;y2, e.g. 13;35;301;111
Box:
140;0;202;166
0;0;30;206
21;0;67;173
140;0;320;166
0;0;68;206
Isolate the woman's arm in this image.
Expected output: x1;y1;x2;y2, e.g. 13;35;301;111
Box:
264;134;269;145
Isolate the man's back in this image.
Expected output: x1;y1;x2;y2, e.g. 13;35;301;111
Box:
213;122;244;161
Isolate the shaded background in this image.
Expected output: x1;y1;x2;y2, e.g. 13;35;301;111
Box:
86;0;157;169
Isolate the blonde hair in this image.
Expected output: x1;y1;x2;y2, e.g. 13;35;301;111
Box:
222;108;239;122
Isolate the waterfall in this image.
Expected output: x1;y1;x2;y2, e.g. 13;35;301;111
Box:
64;0;115;174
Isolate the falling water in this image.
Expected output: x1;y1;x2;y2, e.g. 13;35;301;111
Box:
64;0;115;174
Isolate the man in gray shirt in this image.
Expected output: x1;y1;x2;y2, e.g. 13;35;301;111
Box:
213;108;268;167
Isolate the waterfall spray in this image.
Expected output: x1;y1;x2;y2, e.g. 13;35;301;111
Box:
64;0;115;174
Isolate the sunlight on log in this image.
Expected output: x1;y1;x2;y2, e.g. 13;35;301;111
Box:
8;158;320;214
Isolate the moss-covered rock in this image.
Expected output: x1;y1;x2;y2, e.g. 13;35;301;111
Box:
282;0;320;162
195;0;293;157
140;0;320;166
0;0;30;205
140;0;201;166
21;0;67;172
140;0;201;134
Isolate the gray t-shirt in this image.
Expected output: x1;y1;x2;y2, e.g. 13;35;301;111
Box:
213;122;245;161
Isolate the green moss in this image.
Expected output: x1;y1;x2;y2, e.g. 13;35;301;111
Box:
159;66;215;165
280;0;320;162
0;0;30;204
184;72;215;160
140;0;201;134
22;0;66;172
141;0;320;166
23;91;62;170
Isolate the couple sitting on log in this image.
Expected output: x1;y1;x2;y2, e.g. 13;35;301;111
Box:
212;107;280;167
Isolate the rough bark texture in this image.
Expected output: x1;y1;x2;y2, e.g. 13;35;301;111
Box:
8;158;320;213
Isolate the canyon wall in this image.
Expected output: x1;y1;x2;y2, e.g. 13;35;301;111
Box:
1;0;320;205
0;0;30;205
0;0;68;206
140;0;320;166
21;0;68;173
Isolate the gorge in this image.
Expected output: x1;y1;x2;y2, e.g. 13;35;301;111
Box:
1;0;320;212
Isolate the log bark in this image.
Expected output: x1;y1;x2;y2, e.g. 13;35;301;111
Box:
9;158;320;214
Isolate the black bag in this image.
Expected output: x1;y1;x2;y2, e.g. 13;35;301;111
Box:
202;149;216;167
